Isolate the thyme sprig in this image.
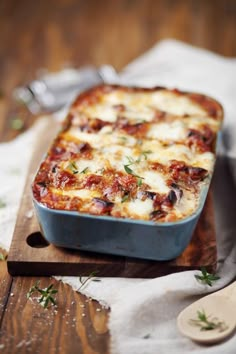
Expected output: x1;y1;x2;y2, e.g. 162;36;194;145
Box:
137;150;152;161
80;167;89;174
189;309;228;332
123;164;144;182
126;151;152;165
68;161;79;174
195;267;220;287
78;271;101;291
123;152;152;184
27;281;58;309
68;162;89;175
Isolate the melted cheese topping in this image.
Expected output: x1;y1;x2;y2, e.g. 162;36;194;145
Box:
126;199;154;219
151;91;206;116
82;90;209;122
147;121;186;141
33;85;223;223
142;171;170;194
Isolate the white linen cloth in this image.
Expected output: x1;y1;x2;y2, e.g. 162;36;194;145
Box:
0;39;236;354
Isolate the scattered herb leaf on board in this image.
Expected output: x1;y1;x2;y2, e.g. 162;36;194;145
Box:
27;281;58;308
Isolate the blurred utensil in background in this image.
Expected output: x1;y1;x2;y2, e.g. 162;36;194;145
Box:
13;65;118;114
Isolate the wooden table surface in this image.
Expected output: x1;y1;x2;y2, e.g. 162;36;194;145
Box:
0;0;235;353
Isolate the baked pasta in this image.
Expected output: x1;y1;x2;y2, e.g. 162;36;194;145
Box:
32;85;223;222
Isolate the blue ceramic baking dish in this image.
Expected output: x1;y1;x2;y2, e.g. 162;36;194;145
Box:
31;85;224;261
33;183;209;261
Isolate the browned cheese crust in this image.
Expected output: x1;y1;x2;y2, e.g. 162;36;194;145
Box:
32;85;223;222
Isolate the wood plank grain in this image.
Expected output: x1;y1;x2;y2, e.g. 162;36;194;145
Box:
0;277;109;354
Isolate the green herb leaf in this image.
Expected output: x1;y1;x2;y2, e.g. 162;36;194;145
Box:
189;309;228;332
124;164;134;175
0;253;7;261
123;155;146;184
121;194;129;203
195;267;220;286
10;117;24;131
141;150;152;160
135;150;152;163
118;136;128;142
124;164;144;181
137;178;143;187
80;167;89;174
78;271;101;291
0;199;6;208
27;280;40;299
96;167;105;175
68;161;79;174
125;156;135;164
27;281;58;308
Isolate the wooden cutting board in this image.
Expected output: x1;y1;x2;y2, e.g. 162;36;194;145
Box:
7;118;217;277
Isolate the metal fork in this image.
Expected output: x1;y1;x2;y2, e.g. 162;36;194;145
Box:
13;65;118;114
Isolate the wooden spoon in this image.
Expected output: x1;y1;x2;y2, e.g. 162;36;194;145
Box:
177;281;236;344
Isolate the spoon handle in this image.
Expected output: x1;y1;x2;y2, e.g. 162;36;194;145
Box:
219;281;236;301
